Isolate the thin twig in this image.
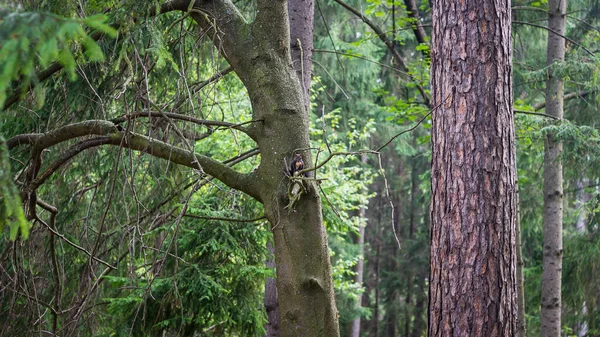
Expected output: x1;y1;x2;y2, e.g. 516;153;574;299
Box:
514;109;559;120
513;20;595;56
182;214;266;223
34;215;116;270
375;94;451;152
377;153;401;250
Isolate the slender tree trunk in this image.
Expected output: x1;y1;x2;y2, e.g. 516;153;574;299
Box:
541;0;566;336
288;0;314;111
429;0;518;335
575;179;590;337
516;183;527;337
373;193;383;337
349;155;368;337
411;202;429;337
410;273;427;337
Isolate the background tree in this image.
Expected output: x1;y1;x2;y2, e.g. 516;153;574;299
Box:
541;0;567;335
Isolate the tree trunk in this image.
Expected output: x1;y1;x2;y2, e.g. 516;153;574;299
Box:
410;272;426;337
264;240;280;337
429;0;518;335
516;184;527;337
288;0;314;110
263;3;316;336
575;179;590;337
184;1;339;336
541;0;566;336
349;155;368;337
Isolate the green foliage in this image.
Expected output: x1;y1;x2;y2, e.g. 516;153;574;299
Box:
0;9;117;107
0;136;29;240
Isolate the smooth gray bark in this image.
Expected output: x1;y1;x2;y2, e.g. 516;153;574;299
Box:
541;0;566;336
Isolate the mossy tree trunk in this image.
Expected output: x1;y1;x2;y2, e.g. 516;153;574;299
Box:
428;0;518;335
172;1;340;336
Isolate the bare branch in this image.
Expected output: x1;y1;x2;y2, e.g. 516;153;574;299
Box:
514;109;559;120
110;111;260;133
171;66;234;110
513;20;594;56
375;93;451;152
34;214;116;270
183;213;266;223
296;150;378;176
533;90;592;111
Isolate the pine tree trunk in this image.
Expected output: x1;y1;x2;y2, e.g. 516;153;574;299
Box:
541;0;566;336
428;0;518;335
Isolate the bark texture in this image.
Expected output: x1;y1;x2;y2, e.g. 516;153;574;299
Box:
264;2;317;336
429;0;518;336
541;0;566;335
174;1;340;336
264;241;280;337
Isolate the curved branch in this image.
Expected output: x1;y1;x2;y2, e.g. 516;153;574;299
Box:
184;1;250;73
7;120;119;150
31;137;113;191
9;121;261;200
110;111;260;132
107;132;260;200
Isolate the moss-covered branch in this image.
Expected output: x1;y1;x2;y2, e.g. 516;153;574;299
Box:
8;120;261;201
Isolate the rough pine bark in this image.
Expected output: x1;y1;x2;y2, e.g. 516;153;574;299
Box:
541;0;566;335
428;0;518;336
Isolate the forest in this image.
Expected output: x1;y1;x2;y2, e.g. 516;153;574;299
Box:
1;0;599;336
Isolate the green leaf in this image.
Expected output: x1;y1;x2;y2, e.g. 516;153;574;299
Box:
59;48;77;80
83;35;105;62
84;14;118;38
